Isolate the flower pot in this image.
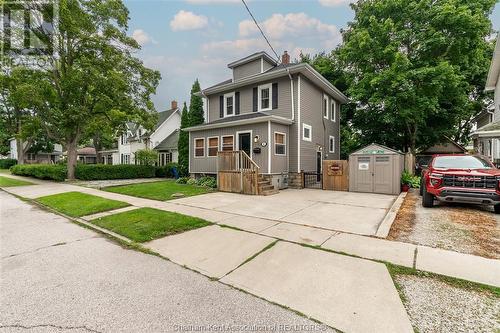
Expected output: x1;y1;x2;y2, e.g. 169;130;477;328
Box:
401;184;410;192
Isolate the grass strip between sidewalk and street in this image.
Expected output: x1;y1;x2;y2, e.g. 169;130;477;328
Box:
0;176;34;187
37;191;129;217
103;180;212;201
91;207;211;242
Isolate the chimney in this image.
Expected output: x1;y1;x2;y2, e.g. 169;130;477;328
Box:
171;100;178;110
281;51;290;65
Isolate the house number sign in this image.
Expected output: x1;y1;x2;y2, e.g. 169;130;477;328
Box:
328;163;343;176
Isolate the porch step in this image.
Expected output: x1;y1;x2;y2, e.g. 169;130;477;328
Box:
258;180;271;186
260;188;279;196
260;184;275;191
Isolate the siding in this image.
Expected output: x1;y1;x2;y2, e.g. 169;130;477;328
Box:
207;76;293;122
476;112;492;129
299;75;340;172
494;79;500;122
189;123;270;174
271;123;289;174
233;59;261;81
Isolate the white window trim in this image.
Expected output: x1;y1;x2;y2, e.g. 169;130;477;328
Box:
207;136;219;158
329;136;335;153
331;99;336;122
221;135;234;151
323;94;329;119
274;131;287;156
223;92;235;117
302;123;312;142
194;138;205;158
258;83;272;112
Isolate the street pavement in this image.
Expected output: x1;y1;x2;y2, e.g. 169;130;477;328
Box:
0;191;333;333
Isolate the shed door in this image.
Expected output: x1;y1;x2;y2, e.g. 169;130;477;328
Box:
354;156;373;192
373;156;393;194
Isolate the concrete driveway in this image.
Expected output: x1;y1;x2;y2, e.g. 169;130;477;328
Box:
173;189;397;236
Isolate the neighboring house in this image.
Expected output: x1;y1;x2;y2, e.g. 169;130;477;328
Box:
9;138;63;164
186;51;348;190
99;101;181;166
77;147;97;164
472;34;500;161
415;137;468;174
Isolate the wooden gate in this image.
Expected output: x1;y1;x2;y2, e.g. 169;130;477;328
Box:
217;151;259;195
322;160;349;191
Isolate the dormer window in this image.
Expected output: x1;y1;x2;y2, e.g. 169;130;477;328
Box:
258;84;272;112
224;92;235;117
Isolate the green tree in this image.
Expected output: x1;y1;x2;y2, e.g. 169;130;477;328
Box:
19;0;160;179
135;149;158;166
189;79;204;126
178;102;190;176
339;0;496;154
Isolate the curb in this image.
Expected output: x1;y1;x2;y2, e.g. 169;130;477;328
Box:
375;191;407;238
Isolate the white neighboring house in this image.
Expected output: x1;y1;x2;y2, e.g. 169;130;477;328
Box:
472;34;500;162
9;139;63;164
99;101;181;166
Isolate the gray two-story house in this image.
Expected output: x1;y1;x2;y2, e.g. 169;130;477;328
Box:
186;51;348;193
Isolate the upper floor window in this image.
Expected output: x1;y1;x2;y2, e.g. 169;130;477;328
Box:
331;100;336;122
329;136;335;153
323;95;329;119
208;137;219;157
274;132;286;156
258;84;272;111
194;138;205;157
221;135;234;151
120;133;127;145
302;123;312;142
224;93;235;117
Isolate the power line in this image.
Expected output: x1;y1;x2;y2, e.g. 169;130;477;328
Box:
240;0;281;64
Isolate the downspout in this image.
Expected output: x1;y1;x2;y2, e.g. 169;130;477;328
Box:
201;91;209;123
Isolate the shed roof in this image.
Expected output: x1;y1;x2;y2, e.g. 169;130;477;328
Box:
350;143;403;156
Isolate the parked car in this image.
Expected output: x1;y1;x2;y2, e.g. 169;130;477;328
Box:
421;154;500;213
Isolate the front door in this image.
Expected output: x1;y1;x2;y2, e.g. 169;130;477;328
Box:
238;132;251;157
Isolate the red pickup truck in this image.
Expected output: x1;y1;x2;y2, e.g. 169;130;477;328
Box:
421;154;500;213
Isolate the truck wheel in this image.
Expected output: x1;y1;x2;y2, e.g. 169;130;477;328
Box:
494;204;500;214
422;185;434;208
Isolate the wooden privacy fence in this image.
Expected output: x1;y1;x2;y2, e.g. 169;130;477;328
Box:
217;151;260;195
322;160;349;191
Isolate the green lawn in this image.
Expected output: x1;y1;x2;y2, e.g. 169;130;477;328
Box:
91;207;211;242
0;169;12;174
0;176;34;187
37;191;130;217
104;180;212;201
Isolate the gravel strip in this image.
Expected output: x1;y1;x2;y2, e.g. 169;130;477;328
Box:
395;275;500;333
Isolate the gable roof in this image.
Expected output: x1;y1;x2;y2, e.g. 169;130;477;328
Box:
350;143;403;156
486;33;500;91
197;61;349;104
420;137;467;154
154;129;179;150
227;51;278;69
154;108;178;131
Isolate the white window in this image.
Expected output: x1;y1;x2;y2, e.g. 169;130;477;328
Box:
221;135;234;151
274;132;286;156
121;154;130;164
258;84;272;111
329;136;335;153
194;138;205;157
323;95;329;119
331;100;336;122
224;93;235;117
302;123;312;142
207;136;219;157
120;134;127;145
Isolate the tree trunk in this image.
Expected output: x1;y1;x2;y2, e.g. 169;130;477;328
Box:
93;135;103;164
67;139;78;180
16;138;25;164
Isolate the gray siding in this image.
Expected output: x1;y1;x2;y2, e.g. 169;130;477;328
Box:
289;74;299;173
233;59;261;81
477;112;492;128
299;75;340;172
207;76;293;122
271;123;289;174
189;123;270;174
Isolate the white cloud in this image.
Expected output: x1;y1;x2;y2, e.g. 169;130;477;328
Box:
132;29;154;46
238;13;340;49
170;10;208;31
318;0;352;7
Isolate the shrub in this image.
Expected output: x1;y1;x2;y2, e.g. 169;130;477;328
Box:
11;164;67;181
0;158;17;169
155;162;179;178
135;149;158;166
186;178;197;185
401;171;421;188
176;177;189;184
196;176;217;188
75;164;156;180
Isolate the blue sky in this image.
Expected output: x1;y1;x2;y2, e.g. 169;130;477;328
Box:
123;0;500;111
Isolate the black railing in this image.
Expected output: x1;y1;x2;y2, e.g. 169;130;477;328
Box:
303;172;322;189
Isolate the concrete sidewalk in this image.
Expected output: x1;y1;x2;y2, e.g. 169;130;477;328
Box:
2;173;499;288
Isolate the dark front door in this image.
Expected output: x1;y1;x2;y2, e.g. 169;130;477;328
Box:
238;132;251;156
